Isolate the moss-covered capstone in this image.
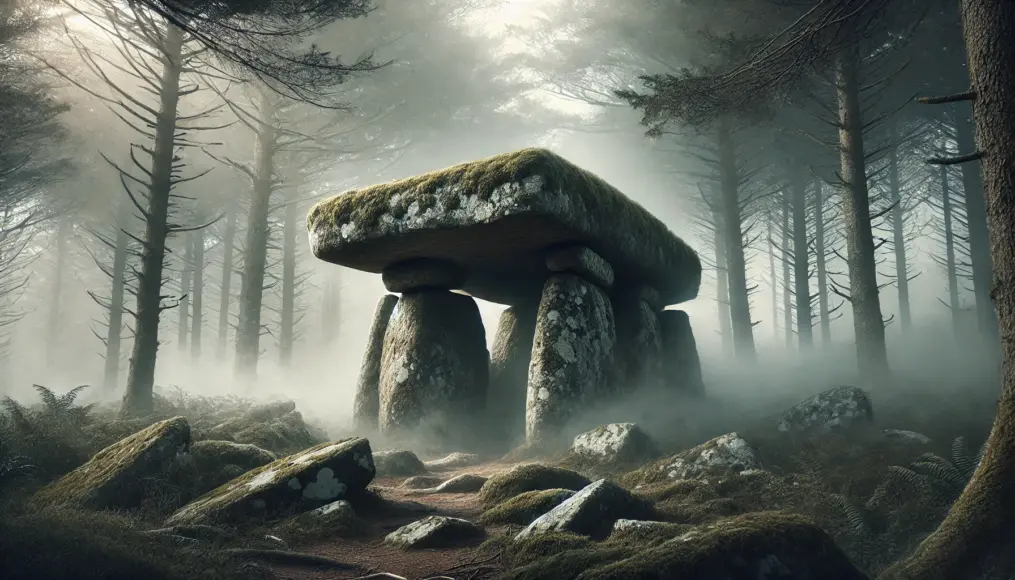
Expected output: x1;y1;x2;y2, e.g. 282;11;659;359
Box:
384;515;485;549
354;294;399;431
777;386;874;434
33;416;191;510
479;464;591;505
659;309;704;395
489;304;538;446
480;488;576;525
165;438;375;526
378;289;489;448
307;148;701;307
516;479;656;541
527;274;616;445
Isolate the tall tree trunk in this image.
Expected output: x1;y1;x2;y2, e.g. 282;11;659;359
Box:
321;270;340;345
792;175;812;347
781;193;792;347
712;197;732;354
121;23;184;417
768;216;779;339
279;188;299;366
888;121;912;332
234;91;276;376
814;181;832;346
190;229;204;359
955;110;997;340
46;216;71;366
881;1;1015;576
716;116;755;360
942;165;961;333
177;232;192;350
217;208;236;360
103;203;130;391
835;44;890;381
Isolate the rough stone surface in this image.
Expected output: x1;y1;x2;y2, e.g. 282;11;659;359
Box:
545;244;615;289
409;473;488;495
659;309;705;395
883;429;931;444
381;258;467;292
571;423;656;466
423;452;482;471
526;274;616;445
777;386;874;433
612;289;664;394
33;416;191;510
307;148;701;307
373;449;427;477
208;407;320;455
189;440;277;472
649;433;761;482
353;294;399;430
611;518;680;535
515;479;654;540
488;304;538;446
479;488;576;525
245;400;297;422
378;290;489;447
165;438;375;526
399;475;446;489
384;516;485;549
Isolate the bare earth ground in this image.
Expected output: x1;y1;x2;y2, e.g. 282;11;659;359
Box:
269;461;516;580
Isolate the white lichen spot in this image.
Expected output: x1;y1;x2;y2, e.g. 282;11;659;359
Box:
538;387;550;401
339;221;357;239
302;467;347;500
553;335;576;363
354;452;374;471
287;477;302;490
546;310;561;323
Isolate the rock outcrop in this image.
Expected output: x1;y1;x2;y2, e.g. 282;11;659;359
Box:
571;423;656;467
630;433;761;485
384;516;485;549
778;386;874;434
516;479;655;540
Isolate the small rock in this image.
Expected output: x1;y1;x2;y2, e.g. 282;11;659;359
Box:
424;452;481;470
479;464;590;504
373;450;427;477
190;440;277;471
777;386;874;433
611;519;671;533
410;474;488;495
883;429;931;444
399;475;445;489
307;499;355;519
384;516;485;549
656;432;761;481
515;479;654;540
571;423;655;465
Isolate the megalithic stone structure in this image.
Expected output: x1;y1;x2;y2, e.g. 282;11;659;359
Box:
307;148;702;450
352;293;399;430
489;304;538;446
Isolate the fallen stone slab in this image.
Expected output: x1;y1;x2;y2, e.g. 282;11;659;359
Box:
777;386;874;434
629;432;761;486
423;452;482;470
515;479;655;540
307;148;701;307
373;450;427;477
571;423;656;466
33;416;191;510
165;437;375;526
384;516;485;549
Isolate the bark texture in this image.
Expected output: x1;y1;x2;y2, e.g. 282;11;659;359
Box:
717;116;755;359
177;231;193;350
941;165;961;332
713;201;732;354
280;190;299;366
814;181;831;346
888;123;912;332
792;176;812;347
103;203;129;391
190;229;204;358
353;294;398;431
46;216;71;366
781;194;792;346
217;208;236;360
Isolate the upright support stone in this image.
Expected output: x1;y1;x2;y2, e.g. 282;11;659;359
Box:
378;289;489;449
382;258;467;293
612;286;663;394
545;244;615;289
659;309;704;395
526;274;616;446
353;294;399;430
489;304;538;446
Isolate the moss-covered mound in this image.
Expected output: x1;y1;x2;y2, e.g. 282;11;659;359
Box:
479;488;575;526
307;148;701;306
479;463;591;505
274;499;368;545
620;432;760;487
33;417;191;510
166;438;374;526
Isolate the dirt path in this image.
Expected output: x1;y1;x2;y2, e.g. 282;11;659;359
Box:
268;461;516;580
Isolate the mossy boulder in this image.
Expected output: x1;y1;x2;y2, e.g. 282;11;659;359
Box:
624;432;760;486
480;488;576;525
373;449;426;477
189;440;277;471
479;464;591;505
384;515;485;549
244;400;297;422
609;519;691;543
778;386;874;434
307;147;701;307
33;417;191;510
165;438;375;526
570;423;656;467
275;499;367;542
516;479;656;541
206;407;320;455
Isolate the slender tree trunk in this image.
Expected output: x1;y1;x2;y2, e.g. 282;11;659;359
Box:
321;270;341;345
835;44;889;381
46;216;71;366
768;216;779;340
121;23;184;417
279;187;299;366
712;196;732;354
814;181;831;346
792;175;812;347
955;111;997;340
716;115;755;360
881;2;1015;577
190;229;203;359
103;203;130;391
888;121;912;332
781;193;792;347
177;232;193;350
235;91;277;377
217;208;236;360
942;165;961;333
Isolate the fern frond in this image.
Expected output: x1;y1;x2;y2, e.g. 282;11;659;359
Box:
58;385;90;409
951;436;972;475
910;461;968;491
2;396;34;432
834;494;872;537
915;452;951;467
32;384;60;412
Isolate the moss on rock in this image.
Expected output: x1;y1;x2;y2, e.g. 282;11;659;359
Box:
479;488;575;525
479;464;591;505
189;440;276;472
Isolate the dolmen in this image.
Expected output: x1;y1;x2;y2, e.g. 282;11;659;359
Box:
307;148;703;449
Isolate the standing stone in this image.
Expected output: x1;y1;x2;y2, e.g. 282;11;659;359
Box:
379;290;489;449
488;304;538;445
526;274;616;446
545;244;615;289
353;294;399;430
612;287;663;394
659;309;704;395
